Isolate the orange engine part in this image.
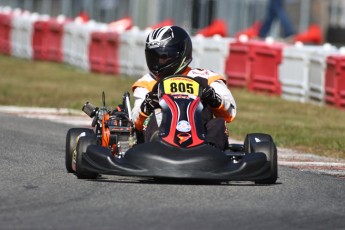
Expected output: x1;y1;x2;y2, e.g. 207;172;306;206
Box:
101;113;110;147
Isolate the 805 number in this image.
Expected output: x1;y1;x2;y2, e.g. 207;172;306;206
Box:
170;82;194;94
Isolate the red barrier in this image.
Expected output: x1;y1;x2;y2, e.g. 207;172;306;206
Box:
325;55;345;109
89;30;120;75
89;31;107;73
0;13;12;55
46;19;65;62
248;41;284;95
226;40;284;95
33;19;66;62
225;41;252;87
104;32;120;74
32;20;49;60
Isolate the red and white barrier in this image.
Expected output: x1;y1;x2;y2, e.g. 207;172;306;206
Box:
63;20;108;71
1;7;345;111
325;54;345;109
226;38;285;95
308;45;339;105
191;35;232;77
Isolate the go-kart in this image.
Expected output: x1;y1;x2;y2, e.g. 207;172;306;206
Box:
65;75;278;184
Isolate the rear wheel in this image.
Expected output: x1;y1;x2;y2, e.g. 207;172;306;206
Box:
65;128;94;173
75;135;99;179
244;133;278;184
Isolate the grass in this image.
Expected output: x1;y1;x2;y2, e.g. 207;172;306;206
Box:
229;89;345;159
1;54;345;159
0;55;133;109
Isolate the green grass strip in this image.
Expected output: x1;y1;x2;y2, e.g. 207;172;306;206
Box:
1;54;344;159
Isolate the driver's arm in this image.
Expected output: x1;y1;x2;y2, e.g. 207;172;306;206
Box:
210;80;237;122
132;86;149;131
131;74;157;130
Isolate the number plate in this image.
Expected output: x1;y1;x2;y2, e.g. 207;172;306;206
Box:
163;77;199;96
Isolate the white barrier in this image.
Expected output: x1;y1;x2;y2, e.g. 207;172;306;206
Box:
119;28;149;77
131;30;150;77
62;22;77;65
11;12;42;59
62;20;107;71
191;35;232;76
279;46;311;103
118;30;135;76
279;44;338;103
308;45;339;105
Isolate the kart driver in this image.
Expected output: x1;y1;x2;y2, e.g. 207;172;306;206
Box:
131;26;236;150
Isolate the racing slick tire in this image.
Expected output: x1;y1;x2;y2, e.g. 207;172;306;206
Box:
75;135;99;179
65;128;94;173
244;133;278;184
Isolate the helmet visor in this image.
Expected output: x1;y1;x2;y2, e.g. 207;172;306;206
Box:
145;46;181;72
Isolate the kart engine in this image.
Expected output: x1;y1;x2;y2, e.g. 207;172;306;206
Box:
82;92;134;158
105;112;133;157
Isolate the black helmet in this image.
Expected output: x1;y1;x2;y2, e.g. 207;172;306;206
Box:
145;26;193;79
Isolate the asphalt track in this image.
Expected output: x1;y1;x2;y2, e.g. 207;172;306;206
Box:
0;112;345;230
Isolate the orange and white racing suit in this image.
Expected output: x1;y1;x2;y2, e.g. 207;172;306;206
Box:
131;67;237;132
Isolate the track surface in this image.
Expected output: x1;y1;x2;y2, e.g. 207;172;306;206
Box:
0;113;345;230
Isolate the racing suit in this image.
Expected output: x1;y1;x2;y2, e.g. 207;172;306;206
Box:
131;67;237;150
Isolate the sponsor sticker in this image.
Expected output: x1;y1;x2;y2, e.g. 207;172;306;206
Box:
176;120;191;132
177;133;191;144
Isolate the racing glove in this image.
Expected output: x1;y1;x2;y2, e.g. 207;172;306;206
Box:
201;86;222;108
140;92;159;115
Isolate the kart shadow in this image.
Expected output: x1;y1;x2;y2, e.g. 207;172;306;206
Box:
86;175;282;186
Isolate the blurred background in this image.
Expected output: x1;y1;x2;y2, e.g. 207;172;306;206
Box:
0;0;344;45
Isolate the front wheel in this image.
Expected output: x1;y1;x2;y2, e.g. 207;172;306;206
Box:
75;135;99;179
65;128;94;173
244;133;278;184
